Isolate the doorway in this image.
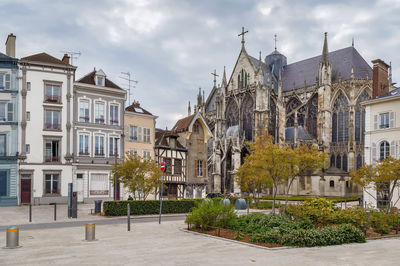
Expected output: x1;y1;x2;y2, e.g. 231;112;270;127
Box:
21;176;31;204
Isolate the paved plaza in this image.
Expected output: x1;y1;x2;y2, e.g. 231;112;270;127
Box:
1;217;400;266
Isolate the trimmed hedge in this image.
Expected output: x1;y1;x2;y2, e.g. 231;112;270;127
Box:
259;196;359;202
103;200;198;216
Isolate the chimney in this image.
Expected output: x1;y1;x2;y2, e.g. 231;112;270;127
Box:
372;59;389;99
5;33;16;57
62;53;70;64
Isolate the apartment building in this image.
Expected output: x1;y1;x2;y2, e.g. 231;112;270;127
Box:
0;34;18;206
18;52;76;204
72;69;126;202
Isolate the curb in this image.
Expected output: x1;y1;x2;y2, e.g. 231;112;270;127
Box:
179;228;293;251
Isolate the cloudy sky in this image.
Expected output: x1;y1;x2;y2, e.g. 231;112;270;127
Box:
1;0;399;128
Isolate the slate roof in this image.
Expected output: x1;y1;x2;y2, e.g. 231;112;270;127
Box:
0;52;12;59
378;87;400;99
155;129;186;150
281;47;372;92
125;102;153;115
171;114;195;133
20;52;71;66
285;126;313;141
77;70;122;90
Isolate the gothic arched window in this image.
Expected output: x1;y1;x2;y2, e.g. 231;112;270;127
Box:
342;153;348;172
380;141;390;160
306;94;318;138
356;154;362;169
336;154;341;169
268;98;277;140
355;90;371;142
330;154;335;167
237;69;248;89
226;101;239;128
242;96;254;141
332;92;349;143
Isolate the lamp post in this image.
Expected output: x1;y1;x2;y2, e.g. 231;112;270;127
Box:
114;137;120;200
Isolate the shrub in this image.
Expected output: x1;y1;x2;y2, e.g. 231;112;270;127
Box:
103;200;197;216
369;211;391;234
282;224;365;247
185;200;237;230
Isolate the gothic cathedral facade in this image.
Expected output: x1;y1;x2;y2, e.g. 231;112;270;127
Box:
198;31;383;197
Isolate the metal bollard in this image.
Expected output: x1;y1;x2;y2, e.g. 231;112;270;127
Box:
54;203;57;221
85;224;96;241
127;204;131;231
29;203;32;222
4;226;21;249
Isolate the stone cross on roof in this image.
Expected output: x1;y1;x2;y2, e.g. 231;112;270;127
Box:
238;27;248;48
211;69;219;87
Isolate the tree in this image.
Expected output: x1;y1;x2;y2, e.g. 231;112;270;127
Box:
351;157;400;213
112;152;162;200
282;144;327;212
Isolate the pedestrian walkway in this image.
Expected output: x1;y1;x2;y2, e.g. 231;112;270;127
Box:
1;220;399;265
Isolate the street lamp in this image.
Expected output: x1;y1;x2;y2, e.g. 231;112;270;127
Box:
114;137;120;201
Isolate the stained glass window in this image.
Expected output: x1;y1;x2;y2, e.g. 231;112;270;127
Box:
332;92;349;143
242;96;253;141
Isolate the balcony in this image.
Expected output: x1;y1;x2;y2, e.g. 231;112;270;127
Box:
79;152;90;156
109;153;119;157
94;153;105;157
45;95;61;103
110;119;119;125
45;123;61;130
45;156;60;162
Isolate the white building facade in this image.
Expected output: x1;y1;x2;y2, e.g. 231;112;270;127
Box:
18;53;76;204
72;69;126;203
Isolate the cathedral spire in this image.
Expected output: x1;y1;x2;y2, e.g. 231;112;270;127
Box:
222;66;227;87
238;27;248;50
322;32;329;65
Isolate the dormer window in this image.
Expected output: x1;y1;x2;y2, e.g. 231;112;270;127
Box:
97;76;104;86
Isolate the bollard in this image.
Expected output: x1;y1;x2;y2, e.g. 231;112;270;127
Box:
85;224;96;241
54;203;57;221
127;204;131;231
4;226;21;249
29;203;32;222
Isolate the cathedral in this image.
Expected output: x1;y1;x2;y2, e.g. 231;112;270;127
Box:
194;29;392;197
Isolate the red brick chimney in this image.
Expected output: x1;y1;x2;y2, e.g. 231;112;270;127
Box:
372;59;389;99
62;53;70;64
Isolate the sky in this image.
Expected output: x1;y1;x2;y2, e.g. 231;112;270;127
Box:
1;0;400;128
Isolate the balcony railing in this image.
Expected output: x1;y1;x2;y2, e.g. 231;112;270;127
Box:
45;156;59;162
95;152;105;156
45;123;61;130
110;119;119;125
45;95;61;103
79;151;90;156
95;118;105;124
109;153;119;157
79;116;90;123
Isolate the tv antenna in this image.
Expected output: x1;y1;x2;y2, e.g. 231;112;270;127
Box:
120;72;138;104
60;51;81;65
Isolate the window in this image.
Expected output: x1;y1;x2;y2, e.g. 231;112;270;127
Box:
26;111;30;121
45;84;61;103
336;154;341;169
0;73;10;90
346;181;350;188
356;154;363;169
380;141;390;160
143;128;151;143
164;158;172;174
77;174;83;179
45;110;61;130
79;134;90;156
129;148;138;156
0;171;8;196
45;139;60;162
0;103;14;121
237;69;248;89
196;160;204;177
44;173;60;195
143;150;151;161
94;102;105;124
96;77;104;86
380;113;390;129
90;174;109;196
0;134;6;156
330;180;335;187
95;135;104;156
342;154;348;172
110;105;118;125
27;82;31;91
174;159;182;175
25;144;30;154
198;139;204;153
129;126;138;141
193;124;199;133
330;154;335;167
109;137;119;157
332;93;349;143
79;101;90;123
